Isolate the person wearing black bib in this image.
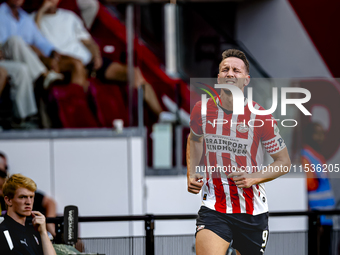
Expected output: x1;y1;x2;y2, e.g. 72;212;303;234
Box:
0;173;56;255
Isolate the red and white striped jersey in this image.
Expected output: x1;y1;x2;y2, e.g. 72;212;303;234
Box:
190;97;286;215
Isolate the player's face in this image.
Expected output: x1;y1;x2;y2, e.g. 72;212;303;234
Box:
218;57;250;93
6;187;35;217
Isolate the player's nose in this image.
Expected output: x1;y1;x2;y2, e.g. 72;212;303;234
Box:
226;69;235;78
26;198;33;204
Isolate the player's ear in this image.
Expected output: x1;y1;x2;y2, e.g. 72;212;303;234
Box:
244;75;250;87
4;196;12;207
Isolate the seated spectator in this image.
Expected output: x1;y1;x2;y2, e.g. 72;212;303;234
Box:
34;0;172;120
0;0;69;127
0;152;57;236
0;173;56;255
0;0;63;90
0;152;7;216
0;49;39;127
32;191;56;237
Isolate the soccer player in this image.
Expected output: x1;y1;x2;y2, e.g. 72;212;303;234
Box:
187;49;291;255
0;174;56;255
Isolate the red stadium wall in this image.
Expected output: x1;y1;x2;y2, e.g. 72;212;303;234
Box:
288;0;340;77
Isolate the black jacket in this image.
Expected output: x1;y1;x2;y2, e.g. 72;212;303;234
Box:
0;214;43;255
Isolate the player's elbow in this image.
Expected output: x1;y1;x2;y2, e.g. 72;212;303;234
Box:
281;157;291;175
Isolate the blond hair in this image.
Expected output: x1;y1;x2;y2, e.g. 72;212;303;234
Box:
3;174;37;199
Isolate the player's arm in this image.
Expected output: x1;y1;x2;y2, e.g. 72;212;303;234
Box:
34;0;54;28
229;147;291;188
187;130;204;194
81;39;102;70
253;147;291;183
32;211;56;255
42;195;57;237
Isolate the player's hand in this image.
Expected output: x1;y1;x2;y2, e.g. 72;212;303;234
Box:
93;55;103;70
228;168;255;189
32;211;48;235
41;0;54;12
187;173;204;194
41;57;60;72
50;50;61;62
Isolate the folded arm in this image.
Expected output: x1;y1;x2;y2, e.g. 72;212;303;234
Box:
187;130;204;194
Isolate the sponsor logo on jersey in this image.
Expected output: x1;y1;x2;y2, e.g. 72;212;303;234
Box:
203;194;207;200
237;124;249;133
205;134;249;156
277;137;285;148
196;225;205;232
20;239;28;247
207;120;215;128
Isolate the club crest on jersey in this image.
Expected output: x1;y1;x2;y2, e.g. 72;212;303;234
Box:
274;124;280;135
237;124;249;133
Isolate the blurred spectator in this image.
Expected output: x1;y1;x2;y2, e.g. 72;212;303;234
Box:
32;191;56;237
302;122;335;255
0;152;57;237
0;0;64;90
0;173;56;255
34;0;175;120
0;50;39;126
76;0;99;29
0;66;7;97
0;152;7;216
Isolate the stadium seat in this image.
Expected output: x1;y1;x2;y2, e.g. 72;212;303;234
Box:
90;3;191;115
87;78;129;128
48;84;100;128
21;0;193;130
0;78;13;129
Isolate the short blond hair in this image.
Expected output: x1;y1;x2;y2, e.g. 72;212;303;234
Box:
3;174;37;199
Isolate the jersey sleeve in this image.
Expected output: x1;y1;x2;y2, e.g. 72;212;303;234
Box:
190;101;203;136
260;115;286;155
71;11;92;41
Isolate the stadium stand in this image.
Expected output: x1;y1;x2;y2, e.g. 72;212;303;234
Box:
18;0;191;129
